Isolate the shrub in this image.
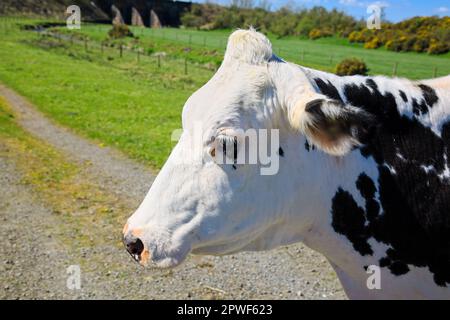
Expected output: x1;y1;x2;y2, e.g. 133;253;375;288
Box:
308;28;332;40
108;24;133;39
428;41;449;54
385;38;405;52
412;37;430;52
335;58;369;76
364;37;382;49
348;31;362;43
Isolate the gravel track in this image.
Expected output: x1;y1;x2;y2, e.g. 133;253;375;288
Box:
0;84;345;299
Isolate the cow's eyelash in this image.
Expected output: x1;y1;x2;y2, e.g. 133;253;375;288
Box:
213;135;238;166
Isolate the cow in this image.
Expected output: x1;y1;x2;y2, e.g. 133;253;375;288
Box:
123;29;450;299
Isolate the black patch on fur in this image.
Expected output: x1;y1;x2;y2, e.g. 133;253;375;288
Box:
412;97;428;116
278;147;284;157
304;141;316;152
418;84;438;108
399;90;408;103
305;141;310;152
305;99;324;113
305;99;375;146
366;79;378;91
324;76;450;286
331;188;373;256
314;78;343;102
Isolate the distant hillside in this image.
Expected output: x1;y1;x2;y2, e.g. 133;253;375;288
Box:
181;3;449;54
0;1;190;27
0;0;109;20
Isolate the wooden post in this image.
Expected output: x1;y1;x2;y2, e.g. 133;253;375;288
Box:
158;55;161;68
119;44;123;58
184;57;188;75
392;62;398;76
101;41;104;54
137;49;140;63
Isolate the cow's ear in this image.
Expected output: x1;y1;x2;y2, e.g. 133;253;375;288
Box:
224;28;273;65
291;98;375;156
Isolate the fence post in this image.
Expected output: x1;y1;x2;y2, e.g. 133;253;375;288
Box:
101;41;104;54
119;44;123;58
137;48;140;63
184;57;188;75
392;62;398;76
158;54;161;68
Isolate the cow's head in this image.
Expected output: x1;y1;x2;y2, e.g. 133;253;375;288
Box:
123;29;373;267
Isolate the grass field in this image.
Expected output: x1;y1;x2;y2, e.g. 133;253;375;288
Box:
0;17;449;170
74;23;450;79
0;18;213;168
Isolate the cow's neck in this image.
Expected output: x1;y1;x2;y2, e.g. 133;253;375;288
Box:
294;66;450;297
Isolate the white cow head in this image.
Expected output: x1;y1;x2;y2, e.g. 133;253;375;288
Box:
123;29;372;267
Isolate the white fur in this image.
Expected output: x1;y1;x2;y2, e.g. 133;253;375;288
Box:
125;29;450;299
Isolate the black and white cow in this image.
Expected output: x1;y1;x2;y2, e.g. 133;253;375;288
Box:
124;29;450;299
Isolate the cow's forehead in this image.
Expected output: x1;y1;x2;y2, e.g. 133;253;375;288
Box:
182;64;271;130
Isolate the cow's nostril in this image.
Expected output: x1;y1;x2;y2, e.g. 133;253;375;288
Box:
125;236;144;258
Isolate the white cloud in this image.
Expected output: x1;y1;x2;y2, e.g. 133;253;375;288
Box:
371;1;389;8
339;0;364;6
436;6;449;13
339;0;389;8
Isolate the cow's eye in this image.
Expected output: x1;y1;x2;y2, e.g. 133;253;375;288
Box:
222;137;238;162
211;135;238;167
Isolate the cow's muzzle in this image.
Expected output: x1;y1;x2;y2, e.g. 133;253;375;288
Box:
123;233;145;263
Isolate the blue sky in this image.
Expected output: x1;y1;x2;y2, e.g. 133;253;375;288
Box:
195;0;450;22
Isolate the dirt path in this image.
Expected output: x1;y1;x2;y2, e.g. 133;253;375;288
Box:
0;84;345;299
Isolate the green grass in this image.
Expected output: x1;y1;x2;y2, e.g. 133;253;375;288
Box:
0;18;213;169
0;17;449;170
125;26;449;79
55;24;450;79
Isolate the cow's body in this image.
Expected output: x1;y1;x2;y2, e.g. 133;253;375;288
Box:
124;29;450;299
297;70;450;298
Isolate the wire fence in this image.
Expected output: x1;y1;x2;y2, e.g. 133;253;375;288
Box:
0;16;448;80
38;30;216;77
